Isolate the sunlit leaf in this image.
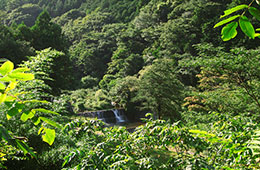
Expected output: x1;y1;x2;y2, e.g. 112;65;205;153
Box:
12;67;30;73
239;16;255;39
0;83;5;90
214;15;240;28
220;5;248;18
0;61;14;76
0;153;6;157
21;110;36;122
8;73;34;81
42;128;55;145
38;127;44;135
255;33;260;38
5;95;17;102
0;76;16;82
250;140;260;145
0;93;7;103
33;117;41;126
23;100;49;104
5;82;17;93
33;108;59;115
40;117;62;129
189;129;216;137
221;22;238;41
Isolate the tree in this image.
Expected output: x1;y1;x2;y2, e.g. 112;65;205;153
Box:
15;22;33;42
109;76;139;121
105;47;144;81
5;3;42;27
182;44;260;116
31;10;67;51
68;22;126;80
133;58;184;120
52;9;85;26
0;24;33;65
21;48;73;96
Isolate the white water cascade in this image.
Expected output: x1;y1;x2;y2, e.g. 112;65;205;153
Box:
112;109;127;123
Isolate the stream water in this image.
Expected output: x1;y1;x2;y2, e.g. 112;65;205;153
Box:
91;109;128;124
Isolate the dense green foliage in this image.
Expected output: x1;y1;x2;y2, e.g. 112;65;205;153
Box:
0;61;61;168
1;0;260;169
182;44;260;116
61;116;260;169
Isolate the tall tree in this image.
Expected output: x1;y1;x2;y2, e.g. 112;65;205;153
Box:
0;24;33;64
31;10;67;51
5;3;42;27
133;58;184;120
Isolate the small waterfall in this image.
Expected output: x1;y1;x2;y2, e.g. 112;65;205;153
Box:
79;109;128;124
112;109;127;123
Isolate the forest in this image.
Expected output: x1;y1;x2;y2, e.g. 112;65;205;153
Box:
1;0;260;169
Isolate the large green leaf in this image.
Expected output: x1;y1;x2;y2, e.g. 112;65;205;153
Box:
214;15;240;28
0;93;7;104
0;76;16;82
221;22;238;41
255;33;260;38
4;95;16;102
0;61;14;76
40;117;62;129
5;82;17;93
23;100;49;104
220;5;248;18
21;110;36;122
239;16;255;39
33;108;59;115
189;129;216;137
0;83;5;90
7;107;19;120
34;117;41;126
249;7;260;21
12;67;30;73
42;128;55;145
8;73;34;81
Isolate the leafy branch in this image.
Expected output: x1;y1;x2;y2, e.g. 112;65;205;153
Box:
0;60;60;167
214;0;260;41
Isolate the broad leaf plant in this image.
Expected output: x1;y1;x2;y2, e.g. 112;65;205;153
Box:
0;60;60;168
214;0;260;41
